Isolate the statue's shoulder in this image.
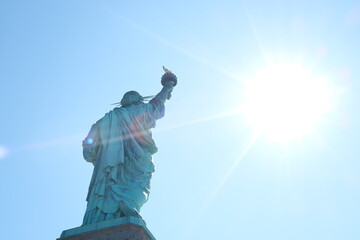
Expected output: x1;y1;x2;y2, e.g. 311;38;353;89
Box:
106;107;126;115
95;108;122;125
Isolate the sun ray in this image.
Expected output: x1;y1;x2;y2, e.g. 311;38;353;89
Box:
179;131;259;238
0;133;85;160
104;7;244;83
195;131;260;217
241;1;269;64
154;109;241;133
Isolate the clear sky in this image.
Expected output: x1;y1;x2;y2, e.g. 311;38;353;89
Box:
1;1;359;240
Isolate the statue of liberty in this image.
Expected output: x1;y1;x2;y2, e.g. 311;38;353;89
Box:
81;67;177;225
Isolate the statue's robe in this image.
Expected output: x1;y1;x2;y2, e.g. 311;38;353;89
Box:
82;98;164;225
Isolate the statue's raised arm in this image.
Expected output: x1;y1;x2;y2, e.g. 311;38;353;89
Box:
150;66;177;104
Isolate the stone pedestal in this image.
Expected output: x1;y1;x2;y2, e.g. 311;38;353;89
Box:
58;217;155;240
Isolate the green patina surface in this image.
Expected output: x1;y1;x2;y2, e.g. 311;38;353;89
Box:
81;70;176;225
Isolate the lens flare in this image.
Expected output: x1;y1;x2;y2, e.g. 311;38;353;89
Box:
86;138;94;145
0;146;9;159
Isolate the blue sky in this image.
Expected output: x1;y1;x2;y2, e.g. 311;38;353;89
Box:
1;1;359;239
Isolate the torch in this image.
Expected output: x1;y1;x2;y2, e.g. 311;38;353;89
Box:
161;66;177;100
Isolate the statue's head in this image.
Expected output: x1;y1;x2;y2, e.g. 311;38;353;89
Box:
120;91;143;107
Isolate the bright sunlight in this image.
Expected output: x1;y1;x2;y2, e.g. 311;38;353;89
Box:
241;62;333;144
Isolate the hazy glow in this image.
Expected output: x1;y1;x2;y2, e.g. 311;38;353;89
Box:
241;62;333;144
0;146;9;159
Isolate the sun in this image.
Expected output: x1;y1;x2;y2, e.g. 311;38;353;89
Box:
241;62;333;144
